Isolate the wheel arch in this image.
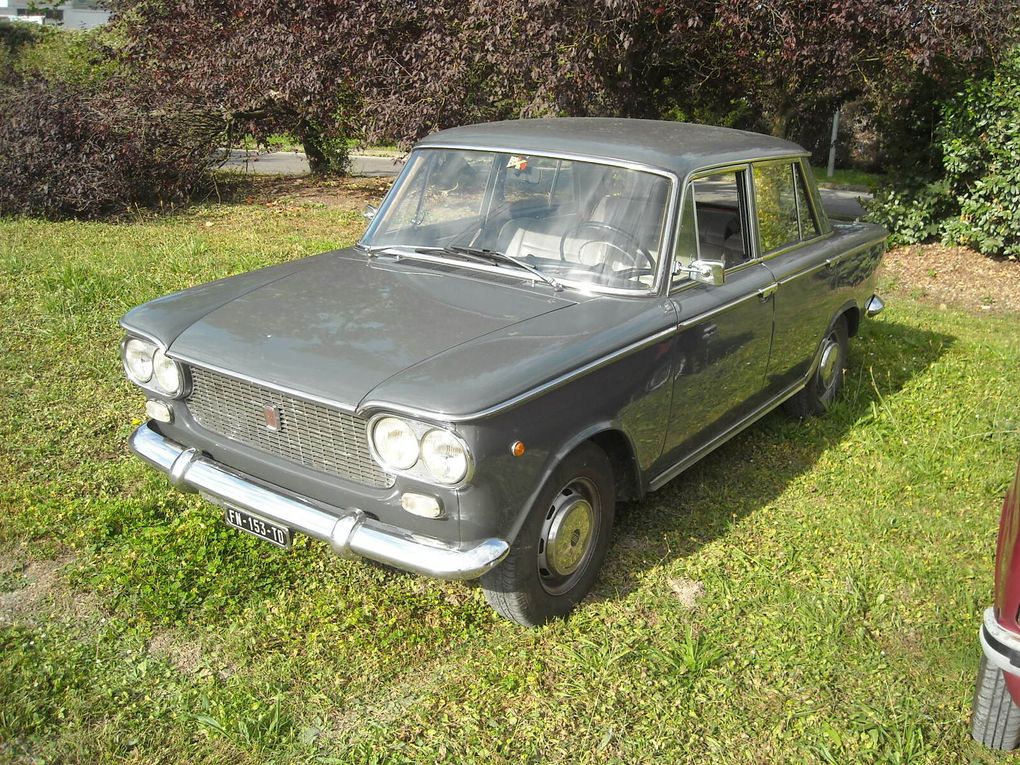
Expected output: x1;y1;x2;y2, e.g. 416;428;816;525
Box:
546;423;644;504
844;303;861;337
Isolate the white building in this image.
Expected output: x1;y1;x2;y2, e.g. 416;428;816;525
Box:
0;0;110;29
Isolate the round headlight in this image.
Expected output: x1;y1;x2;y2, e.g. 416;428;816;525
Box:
420;428;469;484
152;348;183;396
123;338;156;384
371;417;419;470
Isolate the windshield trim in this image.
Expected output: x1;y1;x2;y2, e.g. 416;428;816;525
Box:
368;246;658;297
359;144;680;296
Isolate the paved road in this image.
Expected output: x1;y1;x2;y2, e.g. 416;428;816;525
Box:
219;149;404;178
220;149;870;219
818;187;871;220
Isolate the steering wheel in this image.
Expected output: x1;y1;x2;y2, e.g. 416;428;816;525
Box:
559;220;656;273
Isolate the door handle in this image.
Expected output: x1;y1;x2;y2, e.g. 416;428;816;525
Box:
758;284;778;302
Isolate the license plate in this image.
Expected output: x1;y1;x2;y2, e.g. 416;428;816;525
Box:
224;507;292;549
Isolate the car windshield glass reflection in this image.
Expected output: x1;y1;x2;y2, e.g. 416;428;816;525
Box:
363;149;671;291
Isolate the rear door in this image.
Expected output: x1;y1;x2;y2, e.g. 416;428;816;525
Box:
750;159;838;394
658;166;776;470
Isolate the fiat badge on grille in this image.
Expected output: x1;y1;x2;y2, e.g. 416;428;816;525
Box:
263;405;282;432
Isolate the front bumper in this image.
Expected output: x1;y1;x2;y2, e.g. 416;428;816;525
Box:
129;423;509;580
980;607;1020;676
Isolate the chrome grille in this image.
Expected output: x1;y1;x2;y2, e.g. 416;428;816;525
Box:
185;367;393;489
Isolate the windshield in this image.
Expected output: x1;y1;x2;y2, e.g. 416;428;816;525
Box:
362;148;672;292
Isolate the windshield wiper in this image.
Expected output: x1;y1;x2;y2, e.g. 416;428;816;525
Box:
419;245;564;292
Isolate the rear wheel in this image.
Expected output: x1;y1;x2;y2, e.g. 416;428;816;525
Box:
784;315;849;417
481;443;615;626
972;655;1020;749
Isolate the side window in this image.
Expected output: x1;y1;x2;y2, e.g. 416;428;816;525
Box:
794;164;820;239
754;162;800;253
691;170;750;269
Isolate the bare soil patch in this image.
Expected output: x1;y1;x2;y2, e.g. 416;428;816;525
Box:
148;629;204;674
880;244;1020;314
211;175;393;210
668;577;706;611
0;555;72;626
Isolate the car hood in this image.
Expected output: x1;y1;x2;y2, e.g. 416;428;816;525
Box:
163;251;575;407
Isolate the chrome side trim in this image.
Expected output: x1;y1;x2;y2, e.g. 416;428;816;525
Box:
759;230;835;262
118;322;164;348
866;294;885;317
129;424;509;580
648;379;806;491
768;237;887;287
676;291;760;328
167;355;359;414
360;325;678;422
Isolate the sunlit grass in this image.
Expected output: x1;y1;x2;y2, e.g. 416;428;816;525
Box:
1;198;1018;763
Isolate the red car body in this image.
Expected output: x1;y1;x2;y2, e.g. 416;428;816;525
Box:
973;459;1020;748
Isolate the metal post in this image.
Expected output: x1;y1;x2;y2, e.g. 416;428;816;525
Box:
827;108;841;178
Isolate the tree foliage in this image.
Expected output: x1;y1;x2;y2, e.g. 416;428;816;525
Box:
0;22;220;219
110;0;1019;150
867;46;1020;258
0;77;221;219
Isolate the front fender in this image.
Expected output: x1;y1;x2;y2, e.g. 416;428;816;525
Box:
453;329;675;547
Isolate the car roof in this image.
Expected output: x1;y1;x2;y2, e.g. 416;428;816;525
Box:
416;118;808;179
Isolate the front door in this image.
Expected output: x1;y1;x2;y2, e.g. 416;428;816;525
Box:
656;167;776;474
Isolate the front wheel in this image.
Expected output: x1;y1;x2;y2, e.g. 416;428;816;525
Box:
481;443;615;627
972;655;1020;749
784;315;849;418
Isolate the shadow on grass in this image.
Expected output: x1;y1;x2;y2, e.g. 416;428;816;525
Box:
600;316;956;598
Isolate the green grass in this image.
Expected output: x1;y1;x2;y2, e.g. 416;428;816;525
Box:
2;197;1019;763
812;166;884;191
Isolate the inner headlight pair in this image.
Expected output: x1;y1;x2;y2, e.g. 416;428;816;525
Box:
370;416;471;485
122;336;185;397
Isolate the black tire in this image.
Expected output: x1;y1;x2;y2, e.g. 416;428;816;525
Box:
972;655;1020;749
481;442;615;627
784;315;849;418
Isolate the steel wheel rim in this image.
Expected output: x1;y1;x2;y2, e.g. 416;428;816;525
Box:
818;331;842;391
537;477;600;595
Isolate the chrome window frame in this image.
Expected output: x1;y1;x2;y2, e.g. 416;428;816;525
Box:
749;156;834;263
750;158;804;256
670;162;758;292
359;144;680;297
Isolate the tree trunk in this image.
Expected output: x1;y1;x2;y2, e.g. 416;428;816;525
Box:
302;136;330;174
769;112;791;139
767;87;794;139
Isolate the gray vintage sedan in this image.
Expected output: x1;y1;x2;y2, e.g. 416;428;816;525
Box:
121;119;886;626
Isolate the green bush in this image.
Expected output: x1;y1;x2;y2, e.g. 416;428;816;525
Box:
0;20;223;220
866;47;1020;258
1;20;119;88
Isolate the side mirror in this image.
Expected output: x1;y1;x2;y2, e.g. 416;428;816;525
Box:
675;259;725;287
362;204;378;222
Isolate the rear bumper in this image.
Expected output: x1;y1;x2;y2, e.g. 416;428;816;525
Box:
981;608;1020;679
865;294;885;317
129;423;509;580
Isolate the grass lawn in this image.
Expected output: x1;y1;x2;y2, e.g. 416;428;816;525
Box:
1;189;1019;764
811;166;884;192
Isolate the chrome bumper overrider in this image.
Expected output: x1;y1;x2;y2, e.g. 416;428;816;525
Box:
129;423;509;580
865;294;885;317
